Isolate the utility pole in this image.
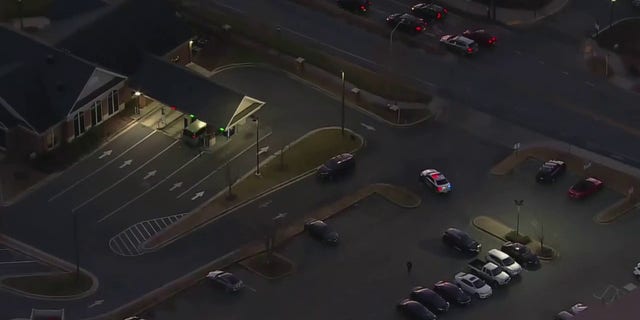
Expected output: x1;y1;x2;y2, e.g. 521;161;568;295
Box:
72;213;80;282
341;71;345;136
17;0;24;30
255;117;260;176
609;0;616;29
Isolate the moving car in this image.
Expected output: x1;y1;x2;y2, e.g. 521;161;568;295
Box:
462;29;497;47
433;281;471;305
410;286;450;313
468;259;511;286
419;169;452;193
486;248;522;277
304;219;339;245
206;270;244;292
411;3;448;21
634;262;640;278
442;228;481;253
337;0;371;13
440;35;479;55
454;272;492;299
501;241;540;268
568;177;603;199
397;299;437;320
317;153;355;180
536;160;566;183
386;13;427;34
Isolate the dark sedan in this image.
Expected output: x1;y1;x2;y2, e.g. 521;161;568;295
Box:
568;177;603;199
397;299;437;320
501;241;540;268
433;281;471;305
442;228;481;254
462;29;497;47
386;13;427;34
411;3;448;21
410;286;450;313
337;0;371;13
304;219;339;245
536;160;566;183
317;153;355;180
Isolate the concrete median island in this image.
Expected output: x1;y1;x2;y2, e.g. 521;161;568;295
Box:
473;216;557;260
144;127;364;250
491;144;640;223
1;271;94;299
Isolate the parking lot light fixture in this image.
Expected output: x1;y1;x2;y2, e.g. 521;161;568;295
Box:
341;71;345;136
514;199;524;238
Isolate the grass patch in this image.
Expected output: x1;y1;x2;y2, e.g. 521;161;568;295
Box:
0;0;52;20
471;0;552;10
2;272;93;297
504;230;531;245
240;252;295;279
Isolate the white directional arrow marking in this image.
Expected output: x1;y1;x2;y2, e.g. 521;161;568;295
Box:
169;182;183;191
258;146;270;155
143;170;157;180
191;191;205;200
119;160;132;168
88;299;104;308
360;123;376;131
98;150;112;159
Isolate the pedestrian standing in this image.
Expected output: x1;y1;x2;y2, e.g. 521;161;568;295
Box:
406;261;413;274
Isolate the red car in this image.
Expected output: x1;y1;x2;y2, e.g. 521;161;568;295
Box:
462;29;497;47
568;177;603;199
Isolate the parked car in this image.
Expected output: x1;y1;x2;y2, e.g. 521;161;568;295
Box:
501;241;540;268
462;29;497;47
454;272;492;299
568;177;603;199
634;262;640;278
433;281;471;305
206;270;244;292
386;13;427;34
486;248;522;277
536;160;566;183
337;0;371;13
419;168;452;193
411;2;448;21
410;286;450;313
442;228;481;253
304;219;339;245
467;259;510;286
397;298;437;320
440;35;479;55
317;153;355;180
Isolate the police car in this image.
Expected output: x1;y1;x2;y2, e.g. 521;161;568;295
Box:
420;169;452;193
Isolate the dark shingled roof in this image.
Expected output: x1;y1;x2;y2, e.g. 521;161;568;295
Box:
129;55;245;128
58;0;193;75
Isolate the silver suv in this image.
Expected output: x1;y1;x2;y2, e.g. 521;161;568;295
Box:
440;35;479;55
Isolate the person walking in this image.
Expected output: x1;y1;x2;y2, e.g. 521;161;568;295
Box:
406;261;413;274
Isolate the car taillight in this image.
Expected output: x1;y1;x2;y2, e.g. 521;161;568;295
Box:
467;47;473;53
360;5;366;11
437;186;443;192
443;8;448;13
415;26;422;31
192;134;196;139
437;13;441;19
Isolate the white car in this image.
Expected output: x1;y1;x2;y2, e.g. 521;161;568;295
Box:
454;272;492;299
634;262;640;278
419;169;452;193
206;270;244;292
440;35;479;55
487;249;522;277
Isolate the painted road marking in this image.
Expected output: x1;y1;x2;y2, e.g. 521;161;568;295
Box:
245;285;257;293
191;191;205;200
98;150;112;159
514;50;523;55
538;60;545;65
119;159;133;169
360;123;376;131
212;1;246;14
73;140;179;213
169;182;183;191
109;213;189;256
49;130;157;202
562;71;569;75
585;81;595;87
0;260;36;265
177;132;273;199
97;151;201;223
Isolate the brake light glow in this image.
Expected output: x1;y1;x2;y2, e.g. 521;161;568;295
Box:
360;5;366;11
192;134;196;139
415;26;422;31
443;8;448;13
467;47;473;53
437;186;443;192
437;13;441;19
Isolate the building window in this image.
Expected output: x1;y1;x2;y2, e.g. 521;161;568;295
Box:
46;129;58;149
91;100;103;126
108;90;120;115
74;111;86;137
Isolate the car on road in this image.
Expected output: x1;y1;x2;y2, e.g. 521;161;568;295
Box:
337;0;371;13
468;259;511;286
442;228;481;253
454;272;492;299
419;168;452;193
304;219;339;245
634;262;640;278
440;35;479;55
501;241;540;268
386;13;427;34
410;286;450;313
486;248;522;277
536;160;566;183
433;281;471;305
568;177;603;199
206;270;244;292
397;298;437;320
462;29;497;47
411;3;448;21
317;153;355;180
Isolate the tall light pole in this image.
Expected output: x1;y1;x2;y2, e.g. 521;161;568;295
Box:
340;71;345;136
17;0;24;30
388;20;403;105
133;91;142;115
514;200;524;238
72;213;80;282
254;116;260;176
609;0;616;29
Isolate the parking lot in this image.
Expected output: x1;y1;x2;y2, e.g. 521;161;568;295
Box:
0;245;60;279
147;147;639;320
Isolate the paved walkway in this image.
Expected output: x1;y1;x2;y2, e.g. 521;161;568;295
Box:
440;0;570;26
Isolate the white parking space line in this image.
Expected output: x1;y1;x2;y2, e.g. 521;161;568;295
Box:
140;224;152;238
150;221;162;233
73;140;179;213
0;260;36;265
245;285;257;293
169;216;178;223
585;81;596;87
158;219;168;228
129;228;143;244
123;232;140;255
177;133;272;199
49;131;157;202
134;225;149;239
109;238;128;256
97;150;202;223
162;217;173;226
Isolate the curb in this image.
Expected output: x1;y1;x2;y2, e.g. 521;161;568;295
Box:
594;197;640;224
210;63;433;128
0;271;94;301
239;252;297;280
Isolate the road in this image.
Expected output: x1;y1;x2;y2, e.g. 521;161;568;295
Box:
201;0;640;167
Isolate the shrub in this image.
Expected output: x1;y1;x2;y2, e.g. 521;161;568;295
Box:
505;231;531;245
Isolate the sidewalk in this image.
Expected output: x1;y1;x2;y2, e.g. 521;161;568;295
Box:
584;30;640;95
440;0;569;26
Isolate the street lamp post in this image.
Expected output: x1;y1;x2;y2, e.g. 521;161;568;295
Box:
388;20;402;106
255;116;260;176
72;213;80;282
514;199;524;238
340;71;345;136
17;0;24;30
133;91;142;115
609;0;616;29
